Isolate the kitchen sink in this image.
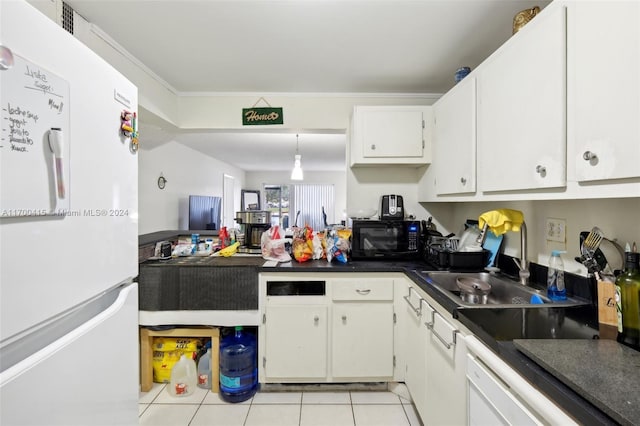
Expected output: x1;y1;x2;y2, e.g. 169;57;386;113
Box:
417;271;588;308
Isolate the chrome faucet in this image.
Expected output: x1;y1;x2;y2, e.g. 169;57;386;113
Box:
513;222;529;285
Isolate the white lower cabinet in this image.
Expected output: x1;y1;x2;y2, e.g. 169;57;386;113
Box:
332;303;394;378
424;300;468;425
263;305;328;380
259;273;397;383
402;286;428;419
401;282;468;426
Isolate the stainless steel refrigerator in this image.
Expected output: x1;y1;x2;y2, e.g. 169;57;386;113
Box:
1;1;139;424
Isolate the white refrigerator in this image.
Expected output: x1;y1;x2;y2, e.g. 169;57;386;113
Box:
0;1;139;425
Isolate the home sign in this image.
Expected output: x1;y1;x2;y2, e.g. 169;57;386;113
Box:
242;107;283;126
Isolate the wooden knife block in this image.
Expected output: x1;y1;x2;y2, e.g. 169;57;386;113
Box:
597;280;618;340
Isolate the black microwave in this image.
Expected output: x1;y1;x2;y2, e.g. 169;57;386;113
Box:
351;220;421;260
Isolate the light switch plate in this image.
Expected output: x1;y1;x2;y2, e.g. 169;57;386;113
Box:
545;218;566;242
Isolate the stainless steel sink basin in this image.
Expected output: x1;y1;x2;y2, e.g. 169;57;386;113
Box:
417;271;588;308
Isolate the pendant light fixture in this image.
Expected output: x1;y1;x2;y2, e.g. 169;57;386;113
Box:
290;133;303;181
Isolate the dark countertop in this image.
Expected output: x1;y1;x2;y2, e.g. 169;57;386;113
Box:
142;255;426;273
139;230;219;247
138;246;630;424
514;339;640;426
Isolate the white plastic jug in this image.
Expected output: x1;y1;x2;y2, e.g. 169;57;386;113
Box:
168;354;197;397
197;348;212;389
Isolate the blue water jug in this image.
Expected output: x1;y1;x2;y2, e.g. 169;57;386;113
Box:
219;326;258;402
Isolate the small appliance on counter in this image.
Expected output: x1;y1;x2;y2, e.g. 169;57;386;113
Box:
423;220;496;271
380;195;404;220
351;219;421;260
235;211;271;254
154;241;172;259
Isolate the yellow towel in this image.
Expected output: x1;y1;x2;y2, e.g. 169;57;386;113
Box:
478;209;524;236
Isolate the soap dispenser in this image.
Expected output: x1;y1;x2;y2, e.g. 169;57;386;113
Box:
547;250;567;301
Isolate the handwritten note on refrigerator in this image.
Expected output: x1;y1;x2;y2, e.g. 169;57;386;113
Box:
0;53;70;217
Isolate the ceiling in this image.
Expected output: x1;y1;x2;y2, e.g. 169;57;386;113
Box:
65;0;549;172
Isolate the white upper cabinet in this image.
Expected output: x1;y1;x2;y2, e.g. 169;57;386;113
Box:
568;1;640;183
477;4;567;192
433;76;477;195
350;106;431;166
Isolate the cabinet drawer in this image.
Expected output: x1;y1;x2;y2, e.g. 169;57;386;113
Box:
332;278;394;301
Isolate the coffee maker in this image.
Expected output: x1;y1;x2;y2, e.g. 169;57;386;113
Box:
235;211;271;254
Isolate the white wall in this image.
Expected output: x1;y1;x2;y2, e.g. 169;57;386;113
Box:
178;94;439;130
138;141;245;234
347;167;425;220
418;198;640;275
244;170;347;226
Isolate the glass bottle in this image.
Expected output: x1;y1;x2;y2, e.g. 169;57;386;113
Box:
616;252;640;348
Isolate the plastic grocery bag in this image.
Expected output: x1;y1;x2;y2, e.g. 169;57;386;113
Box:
261;226;291;262
325;229;350;263
292;225;323;262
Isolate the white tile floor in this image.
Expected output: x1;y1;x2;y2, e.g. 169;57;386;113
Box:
139;384;423;426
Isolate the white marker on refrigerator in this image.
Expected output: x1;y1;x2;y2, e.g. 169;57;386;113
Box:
48;127;65;199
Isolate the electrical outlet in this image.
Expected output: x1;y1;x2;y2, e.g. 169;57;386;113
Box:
545;218;566;243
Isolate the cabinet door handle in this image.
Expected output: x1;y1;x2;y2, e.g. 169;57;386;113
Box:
423;309;435;329
535;165;546;175
313;315;319;323
460;177;467;185
403;286;422;317
426;312;458;350
342;315;347;322
583;150;598;161
356;289;371;295
370;144;376;150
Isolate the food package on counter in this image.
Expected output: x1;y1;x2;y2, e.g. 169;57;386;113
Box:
325;229;350;263
261;225;292;262
292;225;323;262
152;337;201;383
172;243;194;257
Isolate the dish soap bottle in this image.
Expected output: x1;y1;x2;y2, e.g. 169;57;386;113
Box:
616;251;640;348
547;250;567;301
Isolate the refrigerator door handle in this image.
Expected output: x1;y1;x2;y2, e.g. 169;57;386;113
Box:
0;283;134;383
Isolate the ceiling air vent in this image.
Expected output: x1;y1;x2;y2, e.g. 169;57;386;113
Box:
61;2;74;35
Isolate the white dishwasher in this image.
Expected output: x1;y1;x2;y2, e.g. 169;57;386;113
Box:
465;336;577;426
